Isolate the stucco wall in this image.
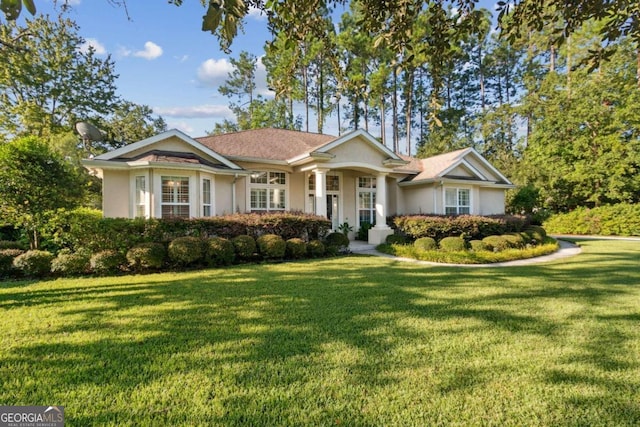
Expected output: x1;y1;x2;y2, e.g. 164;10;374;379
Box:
214;174;233;215
398;185;436;215
328;136;386;166
479;187;506;215
102;169;130;218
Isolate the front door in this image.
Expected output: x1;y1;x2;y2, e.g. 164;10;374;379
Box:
326;194;339;230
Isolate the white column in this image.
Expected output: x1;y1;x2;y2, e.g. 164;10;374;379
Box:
368;172;393;244
314;169;327;218
374;172;389;229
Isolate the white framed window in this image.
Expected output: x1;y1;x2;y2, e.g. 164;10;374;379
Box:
134;175;147;218
202;178;212;217
357;177;376;227
445;187;471;215
307;172;341;213
162;176;190;218
249;171;287;212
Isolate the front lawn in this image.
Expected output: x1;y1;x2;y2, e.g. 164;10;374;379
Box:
1;240;639;426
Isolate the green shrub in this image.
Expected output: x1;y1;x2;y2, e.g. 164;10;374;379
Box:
439;236;468;252
394;214;530;241
482;235;511;252
414;237;437;251
286;238;307;259
0;249;24;277
324;232;349;252
503;233;526;248
307;239;325;257
357;222;372;240
205;237;235;266
469;240;488;251
90;250;126;276
168;236;204;266
126;243;166;271
543;203;640;236
525;225;547;242
13;250;54;277
51;252;89;276
0;240;25;250
232;235;256;260
386;234;408;245
256;234;286;259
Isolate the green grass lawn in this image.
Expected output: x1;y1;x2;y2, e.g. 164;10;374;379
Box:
1;240;639;426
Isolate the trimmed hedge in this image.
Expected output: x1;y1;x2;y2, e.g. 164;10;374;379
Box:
414;237;437;251
482;236;511;252
307;240;325;257
232;235;256;260
0;249;24;277
324;232;349;251
13;250;54;277
394;214;530;241
439;237;468;252
168;237;204;266
90;250;126;276
544;203;640;236
469;240;488;251
205;237;235;266
126;243;167;271
256;234;286;259
286;238;307;259
46;209;332;254
51;252;90;276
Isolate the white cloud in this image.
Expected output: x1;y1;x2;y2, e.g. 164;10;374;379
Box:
79;38;106;55
153;104;232;119
196;58;234;87
247;6;267;20
175;54;189;63
133;41;163;60
166;120;195;134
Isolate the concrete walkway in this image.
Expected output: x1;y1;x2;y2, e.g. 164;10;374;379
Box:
349;239;582;268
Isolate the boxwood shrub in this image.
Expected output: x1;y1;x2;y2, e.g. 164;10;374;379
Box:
0;249;24;277
90;250;126;276
324;232;349;252
168;236;204;266
51;252;90;276
307;239;325;257
285;238;307;259
13;250;54;277
126;242;167;271
394;214;530;241
439;236;468;252
414;237;437;251
469;240;488;251
232;235;256;260
256;234;286;260
205;237;235;266
386;234;408;245
482;235;511;252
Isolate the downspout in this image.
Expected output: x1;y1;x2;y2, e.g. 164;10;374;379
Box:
232;174;238;213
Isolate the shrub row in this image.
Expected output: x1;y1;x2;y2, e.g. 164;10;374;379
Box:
1;232;349;279
388;226;547;253
44;208;332;254
393;214;531;241
543;203;640;236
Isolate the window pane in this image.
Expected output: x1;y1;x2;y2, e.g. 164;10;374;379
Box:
203;206;211;216
326;175;340;191
458;189;470;207
445;188;457;206
308;174;315;190
162;205;189;218
445;207;457;215
202;179;211;205
359;192;371;209
251;189;267;209
250;172;268;184
459;206;470;214
270;189;286;210
270;172;286;185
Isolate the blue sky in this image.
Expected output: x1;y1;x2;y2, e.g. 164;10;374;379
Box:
28;1;496;142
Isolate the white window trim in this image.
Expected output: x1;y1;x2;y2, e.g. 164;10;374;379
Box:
130;171;150;219
443;186;472;215
201;175;215;217
306;171;343;215
245;170;290;212
153;171;197;218
356;176;377;229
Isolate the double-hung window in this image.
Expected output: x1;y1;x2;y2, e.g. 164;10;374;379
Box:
161;176;190;218
250;171;286;212
357;177;376;227
202;178;212;217
134;176;147;218
445;188;471;215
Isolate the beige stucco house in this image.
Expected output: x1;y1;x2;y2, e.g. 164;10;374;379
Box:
82;128;515;244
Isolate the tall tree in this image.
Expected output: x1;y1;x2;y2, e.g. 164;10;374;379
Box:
0;14;119;140
218;51;257;129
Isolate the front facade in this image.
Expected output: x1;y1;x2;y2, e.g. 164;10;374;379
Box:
83;128;515;244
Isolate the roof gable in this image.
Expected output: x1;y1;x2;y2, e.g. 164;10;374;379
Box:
313;129;403;162
94;129;242;170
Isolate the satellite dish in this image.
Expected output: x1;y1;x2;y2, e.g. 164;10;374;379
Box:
75;121;104;143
